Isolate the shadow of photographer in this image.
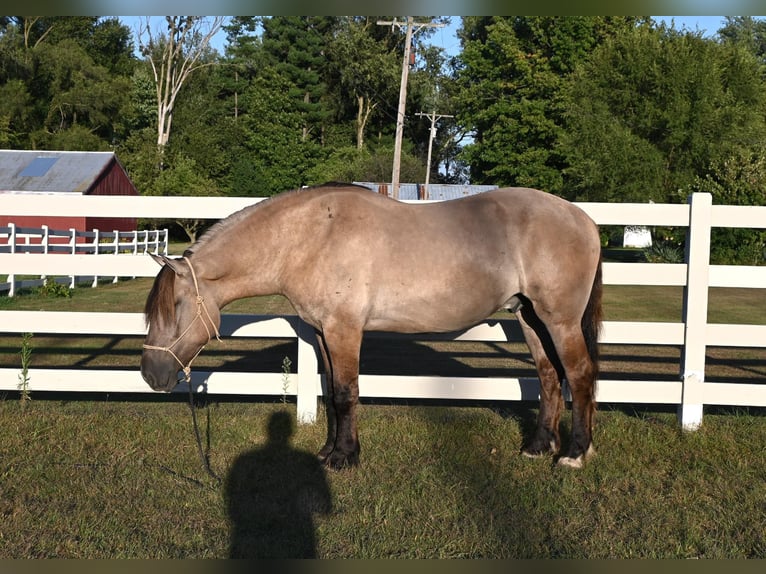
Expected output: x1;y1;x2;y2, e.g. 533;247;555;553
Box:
225;410;332;558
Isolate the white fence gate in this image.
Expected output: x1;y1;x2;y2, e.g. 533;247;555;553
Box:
0;193;764;429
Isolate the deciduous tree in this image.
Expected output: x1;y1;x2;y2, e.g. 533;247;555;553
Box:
136;16;224;153
562;25;766;203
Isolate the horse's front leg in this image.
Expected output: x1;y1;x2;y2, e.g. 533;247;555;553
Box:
315;331;336;462
317;325;363;470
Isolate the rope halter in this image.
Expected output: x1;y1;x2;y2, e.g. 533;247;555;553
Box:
142;257;221;383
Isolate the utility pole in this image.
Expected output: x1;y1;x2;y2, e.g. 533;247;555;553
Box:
377;17;444;199
416;110;453;200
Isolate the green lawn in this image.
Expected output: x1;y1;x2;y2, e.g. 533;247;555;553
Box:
0;399;763;558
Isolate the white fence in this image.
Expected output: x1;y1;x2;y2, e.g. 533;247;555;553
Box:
0;193;764;429
0;223;168;295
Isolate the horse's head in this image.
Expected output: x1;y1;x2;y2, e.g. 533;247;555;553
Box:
140;254;221;392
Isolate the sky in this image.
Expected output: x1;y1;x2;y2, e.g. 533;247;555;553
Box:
118;16;742;59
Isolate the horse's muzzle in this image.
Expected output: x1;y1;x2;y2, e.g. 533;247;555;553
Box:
140;353;180;392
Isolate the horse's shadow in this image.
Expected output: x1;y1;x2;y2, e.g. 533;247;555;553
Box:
224;410;332;559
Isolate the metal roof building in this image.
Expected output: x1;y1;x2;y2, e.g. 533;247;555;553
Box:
353;182;498;201
0;149;138;233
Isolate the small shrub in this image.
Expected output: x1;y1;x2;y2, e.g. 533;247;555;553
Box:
18;332;33;406
643;240;684;263
281;356;293;404
38;279;72;298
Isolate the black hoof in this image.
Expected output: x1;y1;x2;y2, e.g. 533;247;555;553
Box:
319;449;359;470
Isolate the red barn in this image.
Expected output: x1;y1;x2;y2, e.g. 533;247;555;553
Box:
0;150;138;233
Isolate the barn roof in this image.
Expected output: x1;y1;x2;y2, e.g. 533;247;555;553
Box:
0;150;121;194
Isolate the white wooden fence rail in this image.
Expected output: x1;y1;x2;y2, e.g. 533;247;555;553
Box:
0;223;168;295
0;193;764;429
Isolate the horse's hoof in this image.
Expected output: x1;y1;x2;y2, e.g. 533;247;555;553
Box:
521;439;558;458
556;455;584;469
521;449;548;459
321;451;359;471
556;444;595;469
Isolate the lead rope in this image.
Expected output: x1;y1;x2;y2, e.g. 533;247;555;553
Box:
186;380;222;486
143;257;222;486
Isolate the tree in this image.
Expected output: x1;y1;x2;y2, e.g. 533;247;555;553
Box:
167;62;247;193
687;147;766;265
136;16;224;153
455;16;639;192
562;24;766;203
718;16;766;61
326;17;399;150
259;16;335;144
237;69;322;194
152;154;220;241
0;17;135;150
31;39;131;147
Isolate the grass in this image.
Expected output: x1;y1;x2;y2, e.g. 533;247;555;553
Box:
0;399;763;558
0;263;764;558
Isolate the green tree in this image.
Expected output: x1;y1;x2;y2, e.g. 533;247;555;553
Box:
687;147;766;265
455;16;639;191
237;69;322;194
167;62;249;196
151;154;220;241
304;144;425;185
562;25;766;203
0;17;135;150
31;39;131;148
718;16;766;61
403;21;458;185
259;16;336;144
325;17;399;150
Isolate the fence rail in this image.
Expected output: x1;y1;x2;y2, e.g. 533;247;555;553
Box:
0;192;764;429
0;223;168;295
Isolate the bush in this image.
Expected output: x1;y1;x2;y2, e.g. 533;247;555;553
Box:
38;279;72;298
643;240;684;263
686;147;766;265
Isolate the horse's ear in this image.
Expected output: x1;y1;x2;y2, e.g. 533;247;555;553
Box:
149;254;187;276
149;253;166;267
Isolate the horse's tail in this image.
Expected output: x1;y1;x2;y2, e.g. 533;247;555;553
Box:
581;252;603;386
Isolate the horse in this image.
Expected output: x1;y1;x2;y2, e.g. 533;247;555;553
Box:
140;183;603;469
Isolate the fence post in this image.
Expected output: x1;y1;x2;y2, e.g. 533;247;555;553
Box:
131;230;138;279
8;222;16;297
41;224;49;283
678;192;712;430
295;319;320;424
69;228;77;288
92;229;100;288
42;224;49;254
112;230;119;283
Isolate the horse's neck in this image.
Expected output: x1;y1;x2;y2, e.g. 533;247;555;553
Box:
196;202;293;307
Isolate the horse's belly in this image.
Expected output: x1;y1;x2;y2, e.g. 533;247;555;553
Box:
365;284;507;334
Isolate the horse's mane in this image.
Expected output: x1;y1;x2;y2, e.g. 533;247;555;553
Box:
184;182;369;257
144;264;176;327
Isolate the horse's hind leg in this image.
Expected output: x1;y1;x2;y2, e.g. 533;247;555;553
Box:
515;303;565;457
546;323;597;468
315;323;363;470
